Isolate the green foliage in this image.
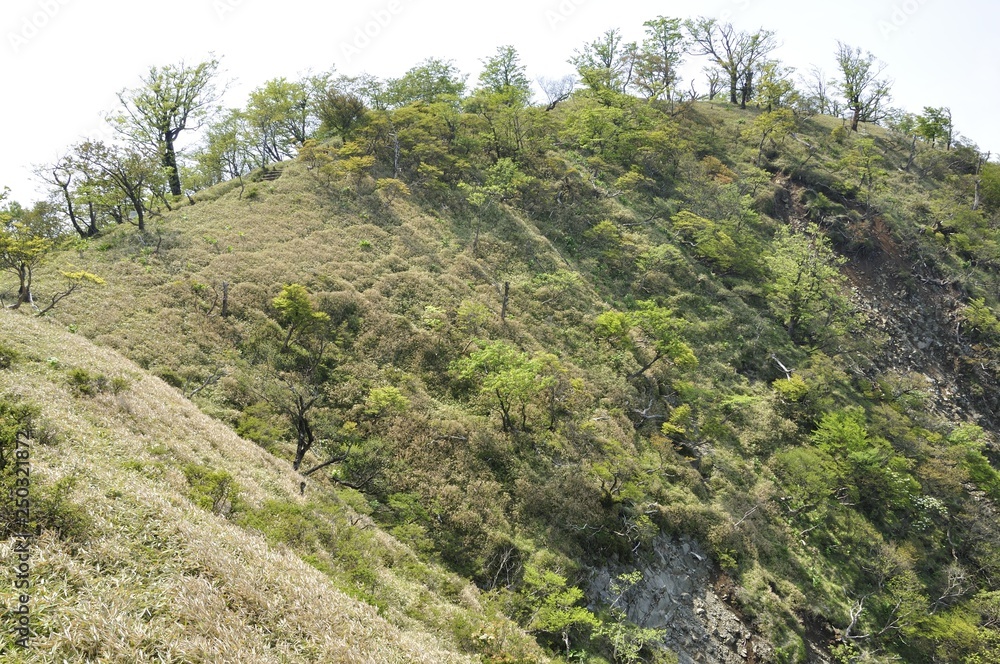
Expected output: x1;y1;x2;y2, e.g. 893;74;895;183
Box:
452;341;557;432
0;397;90;541
977;162;1000;212
386;58;467;107
742;108;797;165
272;283;331;349
671;210;760;275
596;300;697;378
633;17;687;101
962;298;1000;340
363;385;410;419
835;42;891;130
0;342;19;370
0;218;52;306
113;59;221;196
916;107;953;149
772;374;809;402
594;572;667;664
519;554;599;654
837;137;887;206
67;367;110;396
21;32;1000;664
182;463;244;516
811;409;918;520
764;226;852;342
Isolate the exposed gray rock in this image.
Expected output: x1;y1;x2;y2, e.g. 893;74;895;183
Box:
587;536;780;664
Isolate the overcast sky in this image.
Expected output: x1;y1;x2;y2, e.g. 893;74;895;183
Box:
3;0;998;204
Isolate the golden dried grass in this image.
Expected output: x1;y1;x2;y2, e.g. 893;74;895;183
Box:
0;310;534;663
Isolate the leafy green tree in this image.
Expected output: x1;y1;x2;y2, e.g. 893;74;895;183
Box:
0;198;63;242
838;137;887;209
451;341;556;432
197;109;255;189
742;107;796;165
976;161;1000;212
595;301;697;379
386;58;467;107
916;106;953;149
570;28;637;94
633;17;687;102
242;285;337;473
1;194;52;307
835;42;892;132
685;18;777;108
73;141;163;231
811;408;918;518
362;385;409;422
671;210;761;274
114;59;222;196
520;558;598;655
244;75;328;162
316;89;368;140
467;46;543;160
459;158;533;252
764;225;851;341
754;60;798;112
273;283;331;351
478;45;532;101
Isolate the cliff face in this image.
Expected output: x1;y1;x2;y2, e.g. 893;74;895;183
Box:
589;537;780;664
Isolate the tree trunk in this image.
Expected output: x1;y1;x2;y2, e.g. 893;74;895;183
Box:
56;175;94;239
740;71;753;109
16;264;32;307
163;131;182;197
851;107;861;132
500;282;510;321
293;402;314;472
729;73;738;105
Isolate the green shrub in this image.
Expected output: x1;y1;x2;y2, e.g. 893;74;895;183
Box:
0;398;90;541
182;463;244;517
0;343;19;370
67;367;109;396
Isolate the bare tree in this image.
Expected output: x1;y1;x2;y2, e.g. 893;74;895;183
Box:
538;76;575;111
802;66;836;116
704;66;724;101
685;17;777;108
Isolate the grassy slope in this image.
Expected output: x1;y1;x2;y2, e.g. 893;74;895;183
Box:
11;98;1000;662
0;310;543;662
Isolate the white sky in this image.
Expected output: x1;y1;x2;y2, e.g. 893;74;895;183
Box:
2;0;998;204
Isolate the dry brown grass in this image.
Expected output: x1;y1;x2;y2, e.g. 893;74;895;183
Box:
0;310;540;662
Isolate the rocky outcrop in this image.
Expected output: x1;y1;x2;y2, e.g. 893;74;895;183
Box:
588;536;776;664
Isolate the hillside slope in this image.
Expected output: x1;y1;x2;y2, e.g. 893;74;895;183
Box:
0;310;543;662
9;94;1000;663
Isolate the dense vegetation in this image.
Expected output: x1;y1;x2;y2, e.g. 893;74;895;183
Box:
4;15;1000;664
